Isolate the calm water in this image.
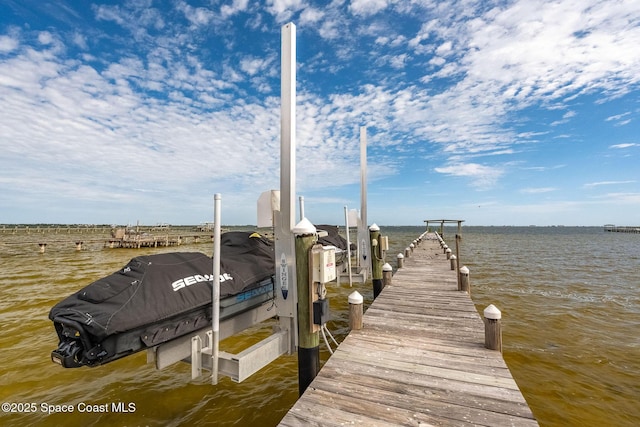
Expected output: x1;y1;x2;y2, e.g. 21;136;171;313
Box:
0;226;638;426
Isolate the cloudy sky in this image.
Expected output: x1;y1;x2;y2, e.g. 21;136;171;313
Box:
1;0;639;226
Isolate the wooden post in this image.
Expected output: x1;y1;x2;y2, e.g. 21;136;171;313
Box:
404;247;410;258
455;222;462;293
39;243;47;253
382;263;392;290
348;291;363;330
369;224;383;299
75;241;83;251
445;248;452;259
459;266;470;294
449;254;456;270
396;253;404;269
484;304;502;352
409;243;414;253
293;218;319;396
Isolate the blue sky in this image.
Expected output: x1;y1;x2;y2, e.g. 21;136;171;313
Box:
1;0;639;226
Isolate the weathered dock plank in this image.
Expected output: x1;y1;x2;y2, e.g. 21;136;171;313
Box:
279;232;537;426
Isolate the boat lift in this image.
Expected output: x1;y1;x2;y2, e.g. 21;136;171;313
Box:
148;23;298;384
338;127;370;285
147;23;371;385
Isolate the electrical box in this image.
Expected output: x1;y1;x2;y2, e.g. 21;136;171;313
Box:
313;298;330;325
379;236;389;251
312;245;336;283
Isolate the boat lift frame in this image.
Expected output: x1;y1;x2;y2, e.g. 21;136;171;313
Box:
147;23;298;384
338;126;370;285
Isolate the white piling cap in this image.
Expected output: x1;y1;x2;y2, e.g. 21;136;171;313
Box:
397;253;404;259
443;244;448;250
450;254;456;259
369;223;380;232
292;217;316;235
382;263;392;272
348;290;363;304
445;248;452;253
459;266;469;275
409;243;415;248
484;304;501;320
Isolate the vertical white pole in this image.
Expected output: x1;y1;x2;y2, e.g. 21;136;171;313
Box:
357;126;369;280
299;196;305;221
344;205;353;287
360;126;367;230
211;193;221;385
275;22;298;352
281;23;296;233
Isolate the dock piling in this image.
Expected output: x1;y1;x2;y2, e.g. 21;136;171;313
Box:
484;304;502;352
382;263;392;290
396;253;404;269
348;291;363;330
369;224;383;299
293;219;319;396
459;266;470;294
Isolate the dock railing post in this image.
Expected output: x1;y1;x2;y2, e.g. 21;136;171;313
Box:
460;266;470;295
397;253;404;269
348;291;363;330
455;221;462;291
369;224;383;298
293;219;319;396
484;304;502;352
382;263;392;291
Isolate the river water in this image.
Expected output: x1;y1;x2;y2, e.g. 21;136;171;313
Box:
0;225;638;426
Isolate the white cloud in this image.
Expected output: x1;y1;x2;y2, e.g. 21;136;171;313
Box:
176;1;215;26
520;187;556;194
583;180;636;188
300;7;324;24
609;143;638;149
267;0;304;22
221;0;250;18
434;163;504;189
349;0;390;17
0;35;19;53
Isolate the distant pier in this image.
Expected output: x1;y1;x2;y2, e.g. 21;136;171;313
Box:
279;232;537;426
0;224;218;252
604;224;640;233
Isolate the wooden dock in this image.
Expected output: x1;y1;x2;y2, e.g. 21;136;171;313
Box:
604;224;640;233
279;232;537;426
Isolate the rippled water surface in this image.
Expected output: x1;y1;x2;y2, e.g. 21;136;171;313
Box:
1;226;638;426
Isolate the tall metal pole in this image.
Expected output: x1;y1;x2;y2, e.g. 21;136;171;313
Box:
274;22;298;353
211;193;221;385
357;126;369;280
299;196;305;221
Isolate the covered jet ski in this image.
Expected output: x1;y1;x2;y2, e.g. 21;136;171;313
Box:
315;224;352;265
50;232;274;368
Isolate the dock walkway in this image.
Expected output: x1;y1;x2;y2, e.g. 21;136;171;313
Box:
279;232;537;426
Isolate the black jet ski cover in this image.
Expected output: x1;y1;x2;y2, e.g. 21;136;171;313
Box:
49;232;274;368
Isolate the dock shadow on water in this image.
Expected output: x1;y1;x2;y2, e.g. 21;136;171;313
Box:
1;225;639;426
